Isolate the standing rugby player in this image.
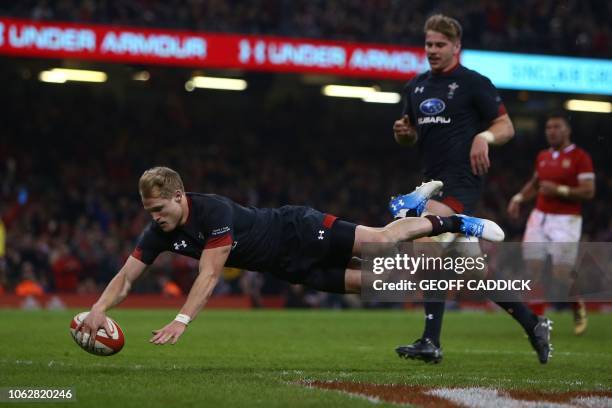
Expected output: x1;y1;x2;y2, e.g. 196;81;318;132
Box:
508;113;595;335
391;14;552;364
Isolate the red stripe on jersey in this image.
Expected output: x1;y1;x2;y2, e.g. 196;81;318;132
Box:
497;103;507;116
205;234;233;249
131;247;143;261
441;196;464;214
322;214;338;229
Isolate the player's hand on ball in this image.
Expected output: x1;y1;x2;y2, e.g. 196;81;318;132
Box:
150;321;187;345
77;308;112;351
470;136;490;175
538;181;558;197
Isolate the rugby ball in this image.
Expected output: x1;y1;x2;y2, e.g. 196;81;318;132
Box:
69;311;125;356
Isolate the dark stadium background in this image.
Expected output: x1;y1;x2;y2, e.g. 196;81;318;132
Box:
0;0;610;305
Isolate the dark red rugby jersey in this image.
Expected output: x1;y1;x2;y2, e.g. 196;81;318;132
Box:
534;144;594;215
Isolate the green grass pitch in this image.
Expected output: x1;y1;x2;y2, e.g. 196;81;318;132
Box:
1;309;611;407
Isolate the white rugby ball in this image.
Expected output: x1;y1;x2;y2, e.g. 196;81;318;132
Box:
69;311;125;356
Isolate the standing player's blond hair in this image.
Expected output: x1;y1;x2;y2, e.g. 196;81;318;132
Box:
424;14;462;43
138;166;185;199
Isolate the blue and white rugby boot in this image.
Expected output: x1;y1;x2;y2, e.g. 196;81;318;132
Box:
389;180;443;218
456;214;505;242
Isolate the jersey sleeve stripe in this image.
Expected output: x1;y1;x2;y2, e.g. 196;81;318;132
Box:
322;214;338;229
205;234;233;249
131;247;144;262
577;172;595;180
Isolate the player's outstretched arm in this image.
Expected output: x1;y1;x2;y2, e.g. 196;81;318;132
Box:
79;255;147;349
150;244;231;346
507;173;539;219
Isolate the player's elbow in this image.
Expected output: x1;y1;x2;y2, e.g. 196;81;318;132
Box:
493;115;514;144
199;268;223;281
118;272;133;297
502;118;515;142
119;283;131;299
507;121;515;140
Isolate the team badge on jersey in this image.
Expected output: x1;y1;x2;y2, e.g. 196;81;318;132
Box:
447;82;459;99
419;98;446;115
562;159;571;168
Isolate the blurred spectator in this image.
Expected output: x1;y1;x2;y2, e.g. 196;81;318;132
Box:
240;270;264;308
0;218;5;260
0;217;6;294
15;262;44;297
50;243;83;292
158;275;183;298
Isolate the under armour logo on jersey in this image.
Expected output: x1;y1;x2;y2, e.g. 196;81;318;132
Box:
447;82;459;99
318;230;325;240
173;240;187;250
414;86;424;94
198;232;205;240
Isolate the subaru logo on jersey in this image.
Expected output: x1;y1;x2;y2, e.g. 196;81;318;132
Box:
419;98;446;115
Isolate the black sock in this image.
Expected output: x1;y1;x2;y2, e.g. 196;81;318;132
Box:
422;301;445;347
403;209;419;218
424;215;462;236
496;301;538;334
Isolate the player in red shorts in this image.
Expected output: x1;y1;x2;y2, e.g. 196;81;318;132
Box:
508;113;595;335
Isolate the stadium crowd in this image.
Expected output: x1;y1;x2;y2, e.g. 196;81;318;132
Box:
0;71;610;301
1;0;610;303
1;0;610;57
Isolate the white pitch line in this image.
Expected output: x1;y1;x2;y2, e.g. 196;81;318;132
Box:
427;388;612;408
